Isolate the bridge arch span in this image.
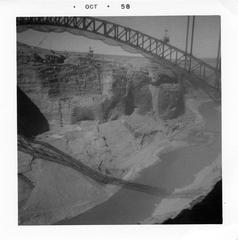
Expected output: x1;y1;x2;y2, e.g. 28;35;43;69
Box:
17;17;220;93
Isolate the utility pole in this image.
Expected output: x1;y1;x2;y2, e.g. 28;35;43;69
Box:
185;16;190;70
215;31;221;90
216;32;221;72
189;16;195;72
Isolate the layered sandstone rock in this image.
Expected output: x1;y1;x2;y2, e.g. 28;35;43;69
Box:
157;83;185;120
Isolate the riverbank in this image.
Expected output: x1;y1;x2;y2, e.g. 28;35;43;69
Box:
142;99;221;224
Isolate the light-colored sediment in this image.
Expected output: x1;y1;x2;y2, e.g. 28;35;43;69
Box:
18;96;220;224
18;112;166;224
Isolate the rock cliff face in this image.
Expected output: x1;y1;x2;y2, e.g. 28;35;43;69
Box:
17;42;183;130
149;72;185;120
157;83;185;120
17;43;102;129
18;42;198;225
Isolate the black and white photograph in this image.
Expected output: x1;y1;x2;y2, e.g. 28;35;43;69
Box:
16;15;222;225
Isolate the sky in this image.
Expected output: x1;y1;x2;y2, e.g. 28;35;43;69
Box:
17;16;220;59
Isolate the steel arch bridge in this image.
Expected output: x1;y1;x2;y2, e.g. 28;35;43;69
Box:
17;16;221;94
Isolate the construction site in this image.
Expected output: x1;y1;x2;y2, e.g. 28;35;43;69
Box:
17;16;221;225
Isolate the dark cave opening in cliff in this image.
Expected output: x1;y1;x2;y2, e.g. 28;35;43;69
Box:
17;86;50;138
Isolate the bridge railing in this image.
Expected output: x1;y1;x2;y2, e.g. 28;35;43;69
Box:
17;16;220;91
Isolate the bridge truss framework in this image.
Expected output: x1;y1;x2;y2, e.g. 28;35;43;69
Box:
17;16;221;96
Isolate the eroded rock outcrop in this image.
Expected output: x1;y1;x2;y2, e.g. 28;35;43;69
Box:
157;83;185;120
148;72;185;120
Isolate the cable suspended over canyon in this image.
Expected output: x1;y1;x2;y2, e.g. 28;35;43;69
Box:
18;135;169;197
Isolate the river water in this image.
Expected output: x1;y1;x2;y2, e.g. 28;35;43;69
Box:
57;100;221;224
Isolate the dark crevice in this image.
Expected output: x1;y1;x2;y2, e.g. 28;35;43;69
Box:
163;180;222;224
17;86;49;138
